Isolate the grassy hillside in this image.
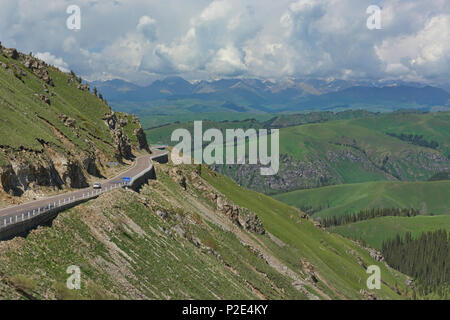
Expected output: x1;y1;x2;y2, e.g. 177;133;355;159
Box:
349;111;450;157
273;180;450;218
201;166;409;300
145;119;264;146
330;215;450;249
0;53;110;154
278;115;449;182
115;99;273;129
0;163;409;300
0;46;146;201
214;111;450;193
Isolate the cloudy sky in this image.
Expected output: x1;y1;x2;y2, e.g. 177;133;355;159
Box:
1;0;449;85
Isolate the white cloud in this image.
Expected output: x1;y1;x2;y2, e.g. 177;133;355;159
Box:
206;45;247;76
0;0;448;85
376;14;450;81
35;52;70;73
136;16;157;41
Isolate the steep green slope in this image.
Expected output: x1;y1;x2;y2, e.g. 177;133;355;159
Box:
0;45;147;201
278;116;450;182
349;111;450;157
0;164;409;300
330;215;450;249
201;166;409;300
273;180;450;218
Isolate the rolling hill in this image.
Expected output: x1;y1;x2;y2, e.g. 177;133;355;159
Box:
329;215;450;249
273;180;450;218
215;111;450;194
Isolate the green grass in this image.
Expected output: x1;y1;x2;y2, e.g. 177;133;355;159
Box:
0;53;119;162
201;167;409;300
178;111;450;194
113;98;273;128
330;215;450;249
273;180;450;218
145;119;264;145
0;162;411;300
274;112;450;184
350;112;450;157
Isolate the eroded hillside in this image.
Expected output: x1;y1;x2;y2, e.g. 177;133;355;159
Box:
0;163;410;300
217;113;450;193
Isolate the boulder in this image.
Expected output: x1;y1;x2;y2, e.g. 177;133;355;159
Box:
4;48;19;59
156;210;168;219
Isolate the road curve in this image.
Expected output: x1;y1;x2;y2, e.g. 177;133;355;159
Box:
0;148;168;225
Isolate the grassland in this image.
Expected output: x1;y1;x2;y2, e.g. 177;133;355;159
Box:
113;99;273;129
330;215;450;249
273;180;450;218
145;119;264;146
278;116;449;181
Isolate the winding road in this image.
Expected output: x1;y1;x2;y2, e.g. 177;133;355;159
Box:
0;148;168;229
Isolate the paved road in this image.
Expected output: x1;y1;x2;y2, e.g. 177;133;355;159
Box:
0;148;167;225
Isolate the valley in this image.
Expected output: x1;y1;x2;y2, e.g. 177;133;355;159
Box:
0;44;448;301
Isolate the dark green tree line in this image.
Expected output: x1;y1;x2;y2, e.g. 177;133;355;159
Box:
382;230;449;298
320;207;421;228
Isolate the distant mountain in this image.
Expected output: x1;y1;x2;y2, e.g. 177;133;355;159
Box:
281;85;450;112
91;77;450;114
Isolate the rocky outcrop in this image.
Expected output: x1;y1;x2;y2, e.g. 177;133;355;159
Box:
34;93;50;105
0;165;23;196
301;259;318;284
22;56;54;87
0;151;92;196
238;209;265;235
134;127;150;151
169;167;187;190
3;48;19;60
77;84;90;91
59;114;76;128
0;44;54;86
82;156;103;178
359;289;378;300
214;154;337;194
0;61;27;80
103;112;133;160
368;248;384;262
167;166;266;234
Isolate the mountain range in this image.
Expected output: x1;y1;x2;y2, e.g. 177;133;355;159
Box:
92;77;450;114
